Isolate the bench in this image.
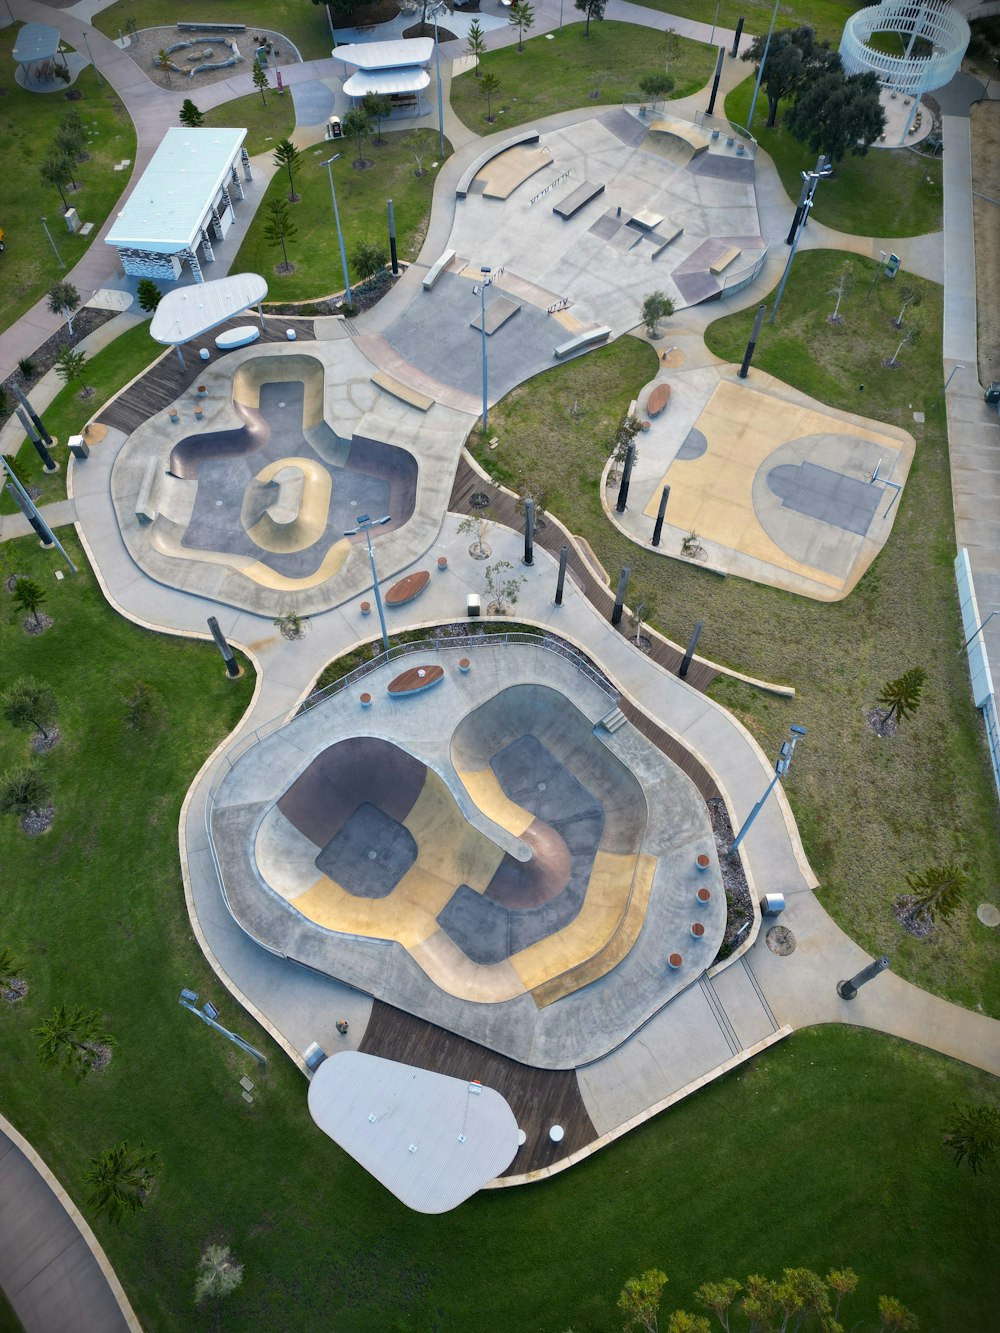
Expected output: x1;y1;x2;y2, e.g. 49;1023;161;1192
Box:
214;324;261;351
710;246;741;275
371;371;434;412
554;325;611;359
456;130;540;198
422;248;456;291
552;180;605;220
135;458;160;525
177;22;246;32
650;225;683;259
647;383;671;417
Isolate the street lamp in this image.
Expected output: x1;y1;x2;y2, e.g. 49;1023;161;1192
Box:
786;154;831;246
320;154;352;307
344;513;392;651
474;266;492;434
729;724;807;855
866;249;888;300
961;609;998;654
40;217;65;269
931;362;966;410
429;2;446;159
746;0;781;130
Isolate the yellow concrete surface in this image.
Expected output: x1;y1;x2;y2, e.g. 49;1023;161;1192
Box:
371;370;434;412
233;353;325;429
455;766;535;840
410;931;528;1004
242;456;332;553
404;771;506;892
479;145;554;199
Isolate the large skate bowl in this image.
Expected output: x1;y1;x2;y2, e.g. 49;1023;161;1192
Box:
208;638;728;1068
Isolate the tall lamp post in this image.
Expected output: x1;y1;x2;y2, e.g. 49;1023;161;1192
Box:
746;0;780;130
475;266;492;434
320;154;352;307
866;249;889;300
932;362;965;410
729;724;807;855
429;2;446;159
961;609;998;653
345;513;392;651
769;158;832;324
40;217;65;269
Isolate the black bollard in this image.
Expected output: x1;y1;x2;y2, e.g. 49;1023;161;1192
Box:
207;616;241;678
523;497;535;567
16;408;57;472
611;567;629;627
731;17;744;58
554;543;568;605
738;305;767;380
387;198;399;276
616;441;636;514
651;485;670;547
837;956;890;1000
706;47;726;115
679;620;704;678
12;384;53;447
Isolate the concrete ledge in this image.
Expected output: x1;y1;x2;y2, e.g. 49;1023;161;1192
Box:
710;245;742;275
371;370;434;412
552;180;605;220
554;326;611;359
651;226;683;259
177;21;246;31
422;248;456;291
135;457;159;524
456;131;541;198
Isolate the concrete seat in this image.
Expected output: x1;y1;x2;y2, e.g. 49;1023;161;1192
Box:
554;326;611;359
215;325;261;351
710;246;741;275
422;248;456;291
552;181;605;220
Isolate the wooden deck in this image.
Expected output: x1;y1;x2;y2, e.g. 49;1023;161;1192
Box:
93;316;314;438
358;1001;597;1177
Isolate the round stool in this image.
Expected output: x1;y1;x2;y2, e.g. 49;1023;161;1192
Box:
549;1124;564;1144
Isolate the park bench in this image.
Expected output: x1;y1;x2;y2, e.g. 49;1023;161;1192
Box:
647;383;671;417
214;325;260;351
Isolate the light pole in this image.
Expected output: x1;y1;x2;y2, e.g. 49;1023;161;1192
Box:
729;724;807;855
81;29;103;83
320;154;352;306
345;513;392;651
961;609;998;653
866;249;888;300
710;0;722;46
40;217;65;269
746;0;780;131
429;3;446;159
981;56;999;101
932;362;965;410
475;266;492;434
786;154;828;245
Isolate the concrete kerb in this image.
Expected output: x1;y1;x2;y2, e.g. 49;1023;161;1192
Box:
0;1110;143;1333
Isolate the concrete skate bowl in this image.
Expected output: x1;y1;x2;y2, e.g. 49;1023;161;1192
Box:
151;353;417;588
252;689;656;1008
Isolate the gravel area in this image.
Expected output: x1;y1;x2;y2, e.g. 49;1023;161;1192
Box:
1;307;117;430
708;796;753;962
119;25;300;93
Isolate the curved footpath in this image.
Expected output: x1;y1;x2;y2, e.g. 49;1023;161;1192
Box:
1;3;999;1323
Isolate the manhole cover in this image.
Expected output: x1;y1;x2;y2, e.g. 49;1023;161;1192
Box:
470;492;491;510
977;902;1000;928
367;850;378;861
766;925;796;955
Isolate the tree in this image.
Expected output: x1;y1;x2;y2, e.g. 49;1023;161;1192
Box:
825;1268;859;1322
575;0;607;39
40;151;73;210
48;281;80;337
467;19;486;76
343;105;372;168
405;130;428;176
484;560;525;614
35;1002;110;1079
618;1269;668;1333
666;1315;711;1333
695;1278;742;1331
84;1141;157;1224
662;28;680;72
891;284;922;329
943;1101;1000;1174
627;589;656;647
611;413;644;480
121;680;160;731
264;198;297;274
1;676;58;740
877;666;926;725
642;290;674;337
252;56;269;106
877;1295;919;1331
55;344;92;396
352;238;388;289
741;25;840;128
827;260;853;323
195;1242;244;1304
509;1;534;51
639;73;675;107
774;1268;831;1328
136;278;162;313
179;98;204;128
480;70;501;122
12;578;47;628
156;49;173;85
905;862;968;924
0;765;50;822
273;138;302;201
0;946;23;993
457;513;492;559
784;68;886;165
741;1274;782;1332
55;111;87;163
363;91;393;145
274;610;306;640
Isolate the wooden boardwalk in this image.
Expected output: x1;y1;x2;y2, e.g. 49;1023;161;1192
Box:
94;316;314;438
358;1001;596;1178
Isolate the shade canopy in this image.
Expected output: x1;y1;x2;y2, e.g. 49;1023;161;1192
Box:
150;273;268;345
336;38;433;71
12;23;61;65
343;68;430;97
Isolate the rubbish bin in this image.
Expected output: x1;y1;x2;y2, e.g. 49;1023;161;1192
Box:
467;593;481;618
760;893;785;917
67;433;89;460
326;116;342;141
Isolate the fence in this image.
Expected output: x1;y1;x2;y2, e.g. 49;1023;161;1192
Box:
955;548;1000;799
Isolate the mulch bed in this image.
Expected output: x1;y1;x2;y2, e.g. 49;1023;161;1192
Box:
21;614;55;637
708;796;754;961
865;705;898;738
893;893;934;939
20;804;54;837
1;978;28;1004
30;727;61;754
266;270;404;318
1;307;117;431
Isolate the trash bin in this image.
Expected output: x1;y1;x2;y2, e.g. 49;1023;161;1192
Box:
67;433;89;460
467;593;481;618
760;893;785;917
286;328;296;341
326;116;342;140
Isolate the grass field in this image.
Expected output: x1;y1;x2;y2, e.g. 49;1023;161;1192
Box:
0;321;162;516
93;0;334;62
469;250;1000;1015
724;76;943;237
202;90;296;157
451;23;717;135
0;30;136;334
626;0;864;48
231;128;445;299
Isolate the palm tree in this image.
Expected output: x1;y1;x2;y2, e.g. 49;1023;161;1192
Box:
0;765;51;822
12;578;47;629
0;946;22;992
195;1242;244;1304
1;675;58;740
943;1101;1000;1174
84;1141;158;1224
905;862;968;924
272;138;301;201
877;666;926;725
36;1002;111;1079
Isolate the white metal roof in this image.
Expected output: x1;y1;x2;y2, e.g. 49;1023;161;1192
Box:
106;128;247;254
149;273;268;345
343;68;430;97
336;38;434;70
13;23;60;64
308;1051;519;1213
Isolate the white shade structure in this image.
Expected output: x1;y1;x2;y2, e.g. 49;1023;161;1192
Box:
150;273;268;347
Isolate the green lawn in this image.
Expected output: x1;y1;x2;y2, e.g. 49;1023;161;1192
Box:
0;29;136;334
0;322;163;515
725;75;943;237
202;90;296;157
625;0;864;48
93;0;334;61
232;129;445;299
451;22;717;135
470;251;1000;1016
